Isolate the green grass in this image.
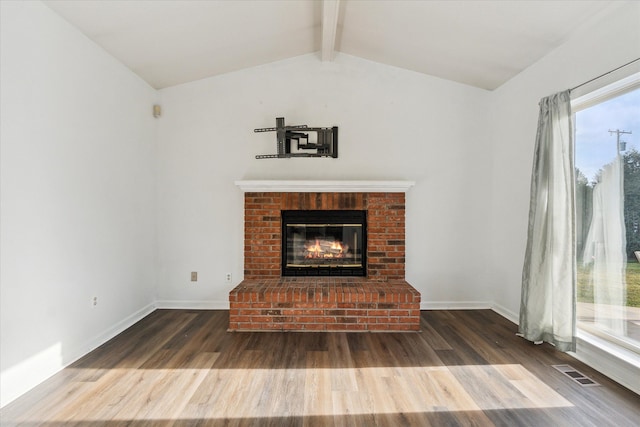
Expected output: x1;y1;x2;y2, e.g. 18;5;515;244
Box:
577;262;640;307
627;262;640;307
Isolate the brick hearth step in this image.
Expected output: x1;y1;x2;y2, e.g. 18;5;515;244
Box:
229;278;421;332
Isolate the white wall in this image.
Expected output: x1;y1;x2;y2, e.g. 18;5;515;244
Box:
488;1;640;320
0;1;158;406
156;54;494;308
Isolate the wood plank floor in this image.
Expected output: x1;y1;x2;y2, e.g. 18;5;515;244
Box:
1;310;639;426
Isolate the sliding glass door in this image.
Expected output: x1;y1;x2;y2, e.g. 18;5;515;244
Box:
574;80;640;352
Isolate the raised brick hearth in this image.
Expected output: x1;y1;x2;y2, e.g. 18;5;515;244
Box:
229;278;420;331
230;182;420;332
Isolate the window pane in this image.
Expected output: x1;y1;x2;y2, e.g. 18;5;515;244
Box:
575;87;640;351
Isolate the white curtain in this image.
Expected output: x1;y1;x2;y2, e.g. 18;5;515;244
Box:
519;90;576;352
582;159;627;335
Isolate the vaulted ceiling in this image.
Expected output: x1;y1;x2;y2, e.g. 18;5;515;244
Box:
43;0;616;90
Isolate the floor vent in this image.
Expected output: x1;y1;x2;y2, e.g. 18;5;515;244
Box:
553;364;600;387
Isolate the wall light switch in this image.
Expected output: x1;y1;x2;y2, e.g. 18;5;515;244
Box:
191;272;198;282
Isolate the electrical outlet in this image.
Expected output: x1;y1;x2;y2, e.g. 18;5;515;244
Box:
92;296;98;308
226;272;232;282
191;272;198;282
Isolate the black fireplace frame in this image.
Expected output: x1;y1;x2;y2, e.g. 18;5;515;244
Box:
281;210;367;277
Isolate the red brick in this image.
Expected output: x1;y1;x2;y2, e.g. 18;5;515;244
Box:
250;302;272;308
337;303;357;309
389;309;410;317
231;302;251;309
293;303;319;309
337;317;357;324
303;324;326;331
238;309;262;315
258;323;283;330
377;317;400;323
398;303;417;309
389;324;419;331
251;316;273;323
368;324;390;331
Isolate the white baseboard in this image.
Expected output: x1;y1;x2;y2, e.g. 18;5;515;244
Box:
421;301;492;310
155;300;229;310
84;303;157;354
0;302;156;408
491;302;519;324
420;301;519;327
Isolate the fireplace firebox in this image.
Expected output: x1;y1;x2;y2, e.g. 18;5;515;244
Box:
282;210;366;276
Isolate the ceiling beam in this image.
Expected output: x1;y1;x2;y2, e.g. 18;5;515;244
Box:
321;0;340;62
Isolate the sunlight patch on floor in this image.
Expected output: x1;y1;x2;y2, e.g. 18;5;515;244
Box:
20;364;572;422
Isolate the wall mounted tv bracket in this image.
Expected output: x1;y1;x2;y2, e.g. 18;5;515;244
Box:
254;117;338;159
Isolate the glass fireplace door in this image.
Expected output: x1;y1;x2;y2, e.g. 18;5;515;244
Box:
282;210;366;276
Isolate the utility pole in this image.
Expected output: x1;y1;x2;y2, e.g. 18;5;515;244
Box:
609;129;632;153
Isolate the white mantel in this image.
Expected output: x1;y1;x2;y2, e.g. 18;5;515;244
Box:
234;180;415;193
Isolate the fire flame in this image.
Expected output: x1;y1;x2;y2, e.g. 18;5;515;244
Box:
304;239;345;259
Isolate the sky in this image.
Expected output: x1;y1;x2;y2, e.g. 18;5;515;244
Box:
575;87;640;183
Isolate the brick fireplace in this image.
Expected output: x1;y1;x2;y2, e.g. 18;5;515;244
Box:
229;181;421;331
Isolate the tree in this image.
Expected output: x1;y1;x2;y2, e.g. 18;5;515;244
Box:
575;149;640;261
575;167;592;261
623;149;640;261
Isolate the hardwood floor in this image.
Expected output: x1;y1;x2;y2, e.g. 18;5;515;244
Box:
1;310;639;426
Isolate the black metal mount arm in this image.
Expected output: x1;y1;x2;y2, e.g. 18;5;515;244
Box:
254;117;338;159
